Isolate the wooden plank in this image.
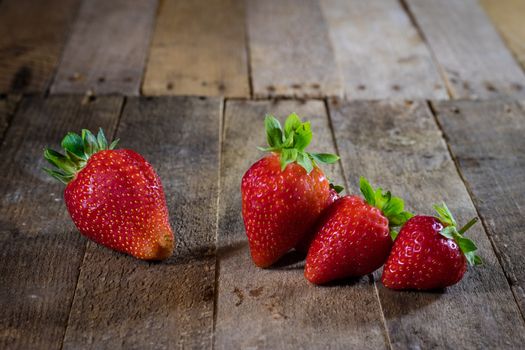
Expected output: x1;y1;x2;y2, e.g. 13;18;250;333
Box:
0;0;80;93
62;97;222;349
433;99;525;318
321;0;447;99
142;0;249;97
0;95;21;142
215;99;389;349
0;96;122;349
247;0;343;98
329;99;525;348
480;0;525;69
50;0;158;95
405;0;525;99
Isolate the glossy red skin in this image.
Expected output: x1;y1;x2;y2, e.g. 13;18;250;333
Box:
295;188;340;254
382;216;467;290
305;195;391;285
65;149;174;260
241;154;332;267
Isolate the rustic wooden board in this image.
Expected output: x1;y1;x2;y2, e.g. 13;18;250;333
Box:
480;0;525;69
247;0;342;98
215;100;389;349
433;100;525;318
0;0;80;93
62;97;222;349
0;95;21;142
142;0;249;97
50;0;158;95
405;0;525;99
329;99;525;348
0;96;122;349
321;0;447;100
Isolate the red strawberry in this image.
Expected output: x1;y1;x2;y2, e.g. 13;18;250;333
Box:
241;113;339;268
44;129;174;260
294;184;342;254
305;177;412;285
382;203;481;290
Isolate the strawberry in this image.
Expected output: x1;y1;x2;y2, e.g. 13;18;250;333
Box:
294;183;342;254
241;113;339;268
44;129;174;260
382;203;481;290
305;177;412;285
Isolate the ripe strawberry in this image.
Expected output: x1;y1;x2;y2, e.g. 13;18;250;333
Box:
294;184;342;254
241;113;339;268
382;203;481;290
44;129;174;260
305;177;412;285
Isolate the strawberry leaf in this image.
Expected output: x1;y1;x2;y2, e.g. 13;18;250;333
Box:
359;177;412;231
61;132;84;158
309;152;339;165
258;113;339;175
433;202;457;227
264;115;283;148
284;112;301;136
359;177;376;206
280;148;298;171
43;128;117;184
297;152;313;174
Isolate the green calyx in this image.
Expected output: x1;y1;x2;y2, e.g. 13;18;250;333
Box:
359;177;413;240
434;202;482;266
43;128;119;184
258;113;340;173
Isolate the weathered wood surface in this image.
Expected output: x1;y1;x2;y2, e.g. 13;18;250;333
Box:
0;96;122;350
405;0;525;99
433;99;525;318
0;95;21;142
321;0;447;100
480;0;525;69
62;97;222;349
142;0;249;97
215;100;389;349
0;0;80;93
50;0;158;95
329;99;525;348
247;0;342;98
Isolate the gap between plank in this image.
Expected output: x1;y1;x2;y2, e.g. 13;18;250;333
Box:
243;7;254;99
323;98;394;350
211;97;226;350
46;0;84;97
59;96;127;350
426;100;525;322
397;0;453;100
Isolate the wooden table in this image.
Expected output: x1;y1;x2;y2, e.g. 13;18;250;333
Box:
1;0;524;349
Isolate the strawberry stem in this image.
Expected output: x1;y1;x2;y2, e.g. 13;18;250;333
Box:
458;217;478;235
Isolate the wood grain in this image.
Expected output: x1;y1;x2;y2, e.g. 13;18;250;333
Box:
405;0;525;99
142;0;249;97
480;0;525;69
62;97;222;350
0;96;122;349
433;99;525;318
329;99;525;348
50;0;158;95
321;0;447;99
0;0;80;93
214;100;389;349
0;95;21;142
247;0;342;98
